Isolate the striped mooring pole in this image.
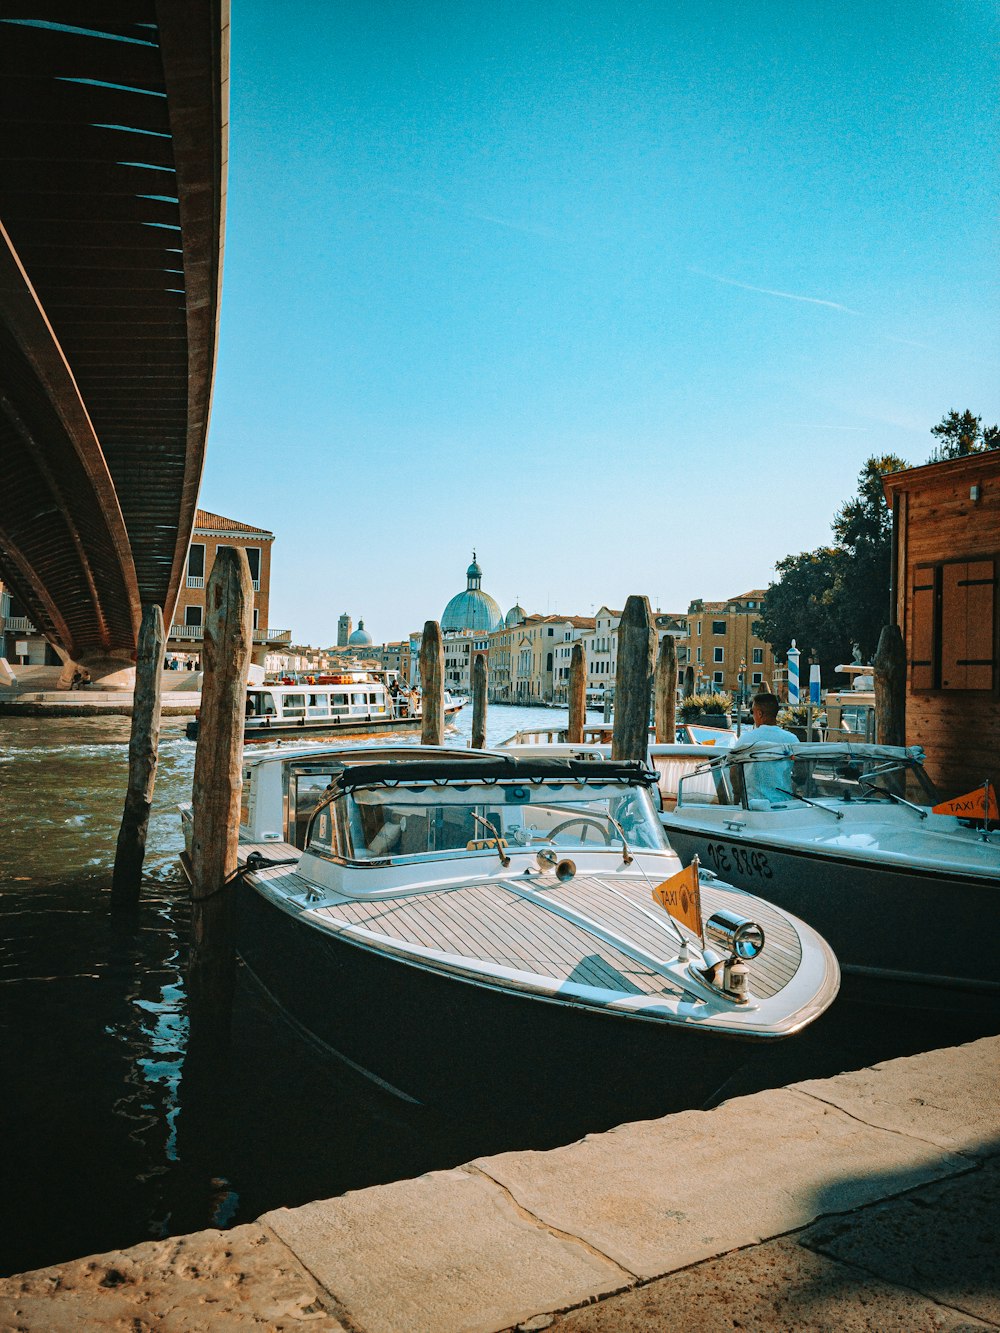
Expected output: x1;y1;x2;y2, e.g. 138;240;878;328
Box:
787;640;800;703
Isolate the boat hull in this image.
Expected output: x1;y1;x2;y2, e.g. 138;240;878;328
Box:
236;878;769;1124
661;818;1000;1002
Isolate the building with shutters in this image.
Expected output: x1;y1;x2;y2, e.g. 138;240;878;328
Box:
882;452;999;798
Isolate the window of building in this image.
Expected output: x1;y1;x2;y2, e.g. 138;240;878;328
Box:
713;671;724;685
187;544;205;581
696;621;702;635
696;646;702;663
253;609;259;630
752;647;763;664
752;671;763;685
713;646;724;663
184;605;203;627
712;620;726;635
911;556;997;691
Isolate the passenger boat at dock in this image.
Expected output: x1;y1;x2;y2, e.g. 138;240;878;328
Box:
659;742;1000;1004
182;745;839;1119
184;672;465;742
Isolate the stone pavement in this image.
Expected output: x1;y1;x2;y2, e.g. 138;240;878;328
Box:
0;1036;996;1332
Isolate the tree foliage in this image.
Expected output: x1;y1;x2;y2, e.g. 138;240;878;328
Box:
756;412;997;677
756;455;907;676
753;548;853;679
930;409;1000;460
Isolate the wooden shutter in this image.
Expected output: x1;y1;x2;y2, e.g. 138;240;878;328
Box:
941;559;996;691
910;572;936;690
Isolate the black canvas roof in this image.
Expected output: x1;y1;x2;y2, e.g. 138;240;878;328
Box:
330;756;657;793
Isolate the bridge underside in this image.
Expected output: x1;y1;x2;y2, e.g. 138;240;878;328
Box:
0;3;227;668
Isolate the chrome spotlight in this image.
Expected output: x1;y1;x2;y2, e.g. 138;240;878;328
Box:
704;909;766;960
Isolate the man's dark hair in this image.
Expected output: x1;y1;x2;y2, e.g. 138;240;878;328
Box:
752;692;781;718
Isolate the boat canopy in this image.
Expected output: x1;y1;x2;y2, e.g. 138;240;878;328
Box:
328;755;659;793
703;742;925;767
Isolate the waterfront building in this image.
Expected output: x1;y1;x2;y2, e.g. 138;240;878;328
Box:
882;453;999;798
1;509;292;671
683;592;774;702
173;509;290;667
0;579;61;666
441;553;504;634
443;629;491;695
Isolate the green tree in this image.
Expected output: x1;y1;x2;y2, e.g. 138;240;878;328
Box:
756;454;909;675
830;454;908;659
753;547;853;681
929;409;1000;460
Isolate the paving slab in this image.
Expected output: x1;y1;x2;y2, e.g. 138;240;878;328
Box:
262;1165;630;1333
804;1156;1000;1326
535;1234;995;1333
792;1034;1000;1158
0;1223;346;1332
471;1086;970;1280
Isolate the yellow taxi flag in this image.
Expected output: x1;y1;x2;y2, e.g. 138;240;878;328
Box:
933;785;999;821
651;860;703;941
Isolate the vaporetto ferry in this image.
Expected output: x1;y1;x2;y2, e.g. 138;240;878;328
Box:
185;672;465;742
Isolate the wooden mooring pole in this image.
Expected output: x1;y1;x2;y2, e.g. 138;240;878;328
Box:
567;642;586;742
471;652;487;749
111;604;165;909
612;595;656;762
874;623;906;748
188;547;253;1028
420;620;445;746
654;633;677;743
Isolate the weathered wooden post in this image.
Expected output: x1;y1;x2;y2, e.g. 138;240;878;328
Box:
419;619;444;746
612;595;656;761
471;652;488;749
188;547;253;1026
654;633;677;743
874;623;906;748
111;604;165;909
567;642;586;742
683;664;694;697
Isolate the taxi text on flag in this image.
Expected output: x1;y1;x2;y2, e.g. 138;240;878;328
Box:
651;859;703;941
932;784;998;822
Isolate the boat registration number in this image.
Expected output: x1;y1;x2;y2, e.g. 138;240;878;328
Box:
704;841;773;881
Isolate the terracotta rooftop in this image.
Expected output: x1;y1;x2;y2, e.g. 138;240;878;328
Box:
195;509;274;537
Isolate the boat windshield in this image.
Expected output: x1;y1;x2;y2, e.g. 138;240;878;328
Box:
677;749;939;811
312;780;669;861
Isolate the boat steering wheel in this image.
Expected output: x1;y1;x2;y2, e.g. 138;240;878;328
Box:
546;816;613;845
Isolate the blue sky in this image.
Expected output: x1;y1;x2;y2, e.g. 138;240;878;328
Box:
201;0;999;645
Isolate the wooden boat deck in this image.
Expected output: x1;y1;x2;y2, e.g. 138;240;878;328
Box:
238;841;802;1001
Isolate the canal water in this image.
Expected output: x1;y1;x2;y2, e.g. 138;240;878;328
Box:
1;705;996;1277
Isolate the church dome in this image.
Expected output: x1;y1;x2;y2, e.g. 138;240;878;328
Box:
505;602;526;628
441;552;503;634
348;618;372;646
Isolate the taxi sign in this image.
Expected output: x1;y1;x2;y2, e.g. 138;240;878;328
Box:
933;785;998;822
651;858;703;941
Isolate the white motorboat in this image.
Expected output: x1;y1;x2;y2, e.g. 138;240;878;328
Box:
660;742;1000;1001
206;748;839;1118
185;673;465;742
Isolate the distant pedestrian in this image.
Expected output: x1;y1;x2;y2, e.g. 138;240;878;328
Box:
70;669;83;690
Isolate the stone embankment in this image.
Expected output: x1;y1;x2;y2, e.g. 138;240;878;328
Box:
1;1035;996;1331
0;664;201;716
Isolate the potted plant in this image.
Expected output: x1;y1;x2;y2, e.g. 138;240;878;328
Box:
678;691;732;729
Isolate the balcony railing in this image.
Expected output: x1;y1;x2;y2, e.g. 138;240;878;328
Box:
3;616;36;633
169;625;291;645
187;575;259;591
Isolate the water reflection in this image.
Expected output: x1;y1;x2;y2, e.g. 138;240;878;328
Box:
0;707;996;1277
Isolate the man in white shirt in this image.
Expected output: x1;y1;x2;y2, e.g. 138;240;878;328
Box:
732;693;799;805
